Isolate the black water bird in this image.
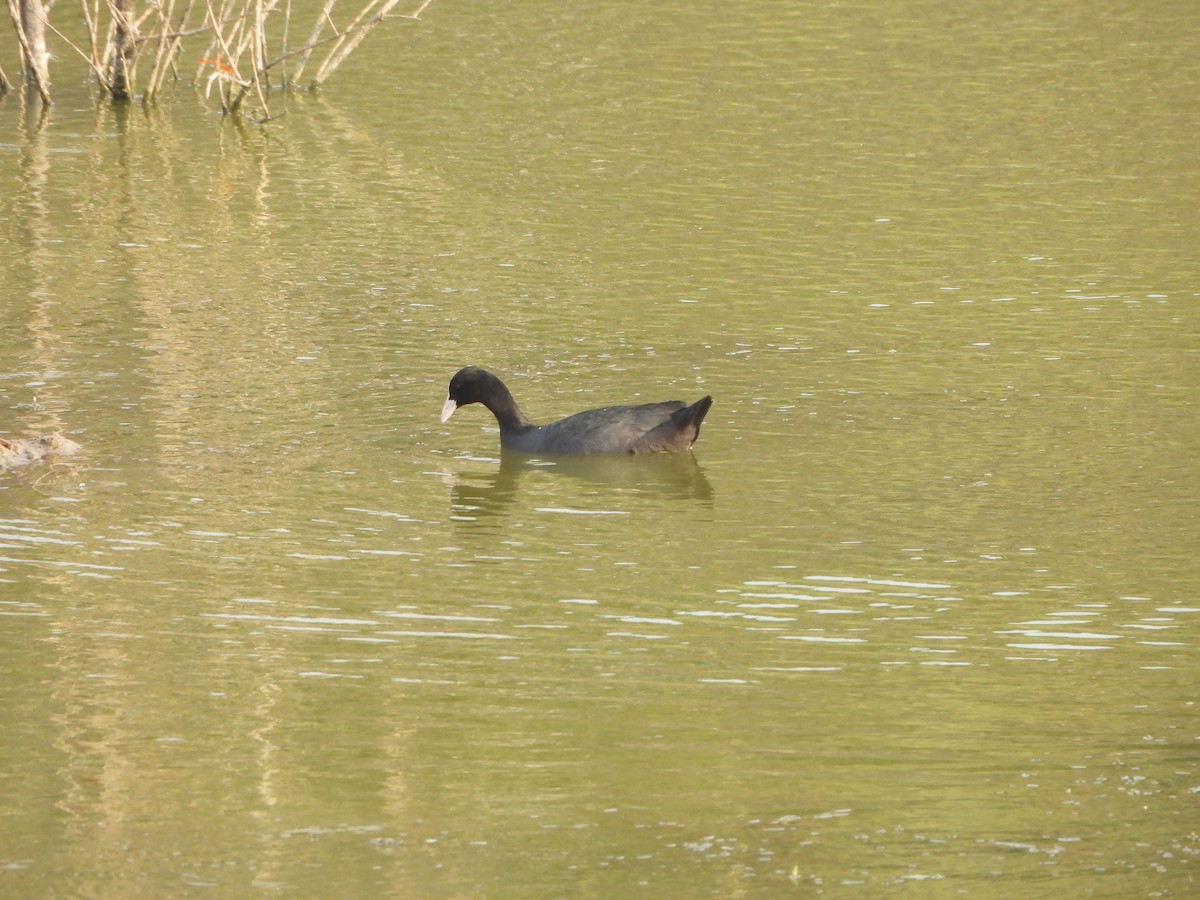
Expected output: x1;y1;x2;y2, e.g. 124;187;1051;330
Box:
440;367;713;455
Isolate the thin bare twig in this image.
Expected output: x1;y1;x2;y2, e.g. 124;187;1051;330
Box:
39;13;109;87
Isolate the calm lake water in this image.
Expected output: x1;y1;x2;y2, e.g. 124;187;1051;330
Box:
2;0;1198;896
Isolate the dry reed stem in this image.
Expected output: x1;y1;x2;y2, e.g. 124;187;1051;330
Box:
288;0;335;85
311;0;397;85
6;0;54;103
144;0;197;102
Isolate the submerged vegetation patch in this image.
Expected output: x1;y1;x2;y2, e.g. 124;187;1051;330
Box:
3;0;434;120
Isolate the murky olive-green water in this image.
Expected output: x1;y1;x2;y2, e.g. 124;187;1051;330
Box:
2;0;1198;896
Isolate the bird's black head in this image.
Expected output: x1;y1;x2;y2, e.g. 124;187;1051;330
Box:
442;367;503;422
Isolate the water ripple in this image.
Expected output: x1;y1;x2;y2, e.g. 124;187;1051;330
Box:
674;571;1194;672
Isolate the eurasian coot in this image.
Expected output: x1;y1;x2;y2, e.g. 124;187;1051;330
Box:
440;367;712;455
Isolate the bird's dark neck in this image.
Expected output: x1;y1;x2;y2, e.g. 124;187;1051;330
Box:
482;380;534;433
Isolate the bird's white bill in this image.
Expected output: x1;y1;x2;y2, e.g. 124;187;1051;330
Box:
440;397;458;423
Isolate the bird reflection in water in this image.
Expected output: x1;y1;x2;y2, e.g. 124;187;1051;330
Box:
445;451;713;521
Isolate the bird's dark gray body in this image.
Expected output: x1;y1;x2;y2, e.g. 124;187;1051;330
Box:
441;367;712;455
